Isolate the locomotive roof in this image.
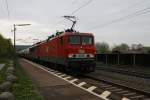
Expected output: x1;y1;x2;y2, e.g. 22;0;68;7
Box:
60;32;94;36
19;32;94;53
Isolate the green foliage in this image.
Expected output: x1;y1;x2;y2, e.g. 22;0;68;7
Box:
12;60;43;100
148;50;150;53
0;34;14;57
112;43;129;52
96;42;110;53
0;59;9;84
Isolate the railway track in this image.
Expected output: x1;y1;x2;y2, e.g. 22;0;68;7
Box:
46;67;150;99
83;74;150;100
41;65;150;99
96;65;150;79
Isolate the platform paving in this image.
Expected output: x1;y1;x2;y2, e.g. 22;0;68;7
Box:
19;59;101;100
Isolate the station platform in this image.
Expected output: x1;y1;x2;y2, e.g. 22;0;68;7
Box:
19;59;101;100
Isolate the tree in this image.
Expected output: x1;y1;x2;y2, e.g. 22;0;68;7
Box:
95;42;110;53
131;44;143;50
148;49;150;53
0;34;14;57
112;43;129;53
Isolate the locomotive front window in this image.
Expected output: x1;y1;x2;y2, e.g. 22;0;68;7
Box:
82;36;93;45
69;36;80;44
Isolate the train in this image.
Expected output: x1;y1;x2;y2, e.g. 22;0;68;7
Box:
19;16;96;73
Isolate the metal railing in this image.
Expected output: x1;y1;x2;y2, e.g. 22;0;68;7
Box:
96;53;150;66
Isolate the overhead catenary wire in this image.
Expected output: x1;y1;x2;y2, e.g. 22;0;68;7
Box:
5;0;10;19
70;0;93;15
71;0;79;5
67;0;149;27
55;0;147;31
51;0;94;32
106;0;150;17
88;6;150;31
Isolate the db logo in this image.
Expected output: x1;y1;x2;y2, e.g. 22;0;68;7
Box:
78;49;85;53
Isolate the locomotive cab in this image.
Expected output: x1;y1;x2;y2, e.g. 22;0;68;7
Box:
65;32;96;73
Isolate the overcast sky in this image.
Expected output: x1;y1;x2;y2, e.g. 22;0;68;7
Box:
0;0;150;46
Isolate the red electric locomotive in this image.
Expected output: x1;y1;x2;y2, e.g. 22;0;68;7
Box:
20;16;96;73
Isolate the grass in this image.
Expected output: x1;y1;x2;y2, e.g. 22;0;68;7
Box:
0;58;9;83
12;59;43;100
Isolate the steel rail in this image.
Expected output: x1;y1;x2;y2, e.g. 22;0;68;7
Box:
84;74;150;97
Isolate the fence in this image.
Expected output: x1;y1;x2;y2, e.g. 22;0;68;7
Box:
96;53;150;66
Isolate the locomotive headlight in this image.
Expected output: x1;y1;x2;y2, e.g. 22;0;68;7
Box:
68;54;74;58
89;54;94;58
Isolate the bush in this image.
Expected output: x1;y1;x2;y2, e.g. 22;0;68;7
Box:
0;34;14;57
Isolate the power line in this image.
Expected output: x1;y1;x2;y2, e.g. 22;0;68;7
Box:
88;6;150;31
71;0;79;5
5;0;10;19
87;0;150;31
107;0;150;17
70;0;93;15
62;0;148;30
53;0;94;29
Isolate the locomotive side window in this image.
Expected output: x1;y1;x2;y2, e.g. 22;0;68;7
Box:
82;36;93;45
69;36;80;44
30;47;36;52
